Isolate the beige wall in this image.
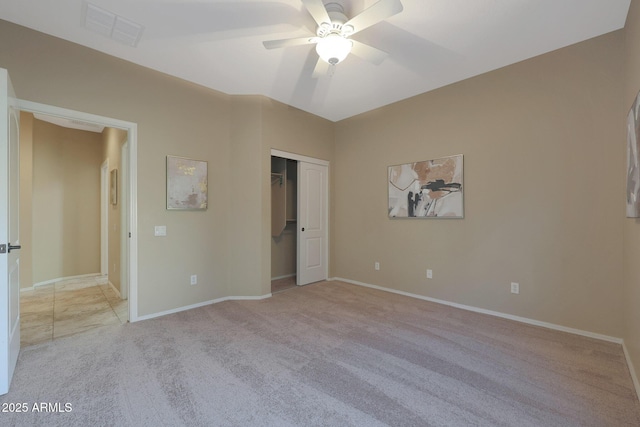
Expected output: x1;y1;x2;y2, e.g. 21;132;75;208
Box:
1;20;333;315
0;21;230;315
334;31;626;337
228;96;263;297
0;20;233;315
102;127;127;292
18;112;33;289
31;119;103;284
624;0;640;385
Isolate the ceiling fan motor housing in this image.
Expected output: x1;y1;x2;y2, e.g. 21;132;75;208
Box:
315;2;354;65
317;3;354;37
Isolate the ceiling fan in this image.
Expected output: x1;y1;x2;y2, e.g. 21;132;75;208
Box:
263;0;403;76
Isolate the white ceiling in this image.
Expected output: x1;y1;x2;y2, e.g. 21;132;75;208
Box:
0;0;631;121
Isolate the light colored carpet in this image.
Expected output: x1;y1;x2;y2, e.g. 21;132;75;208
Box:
1;280;639;426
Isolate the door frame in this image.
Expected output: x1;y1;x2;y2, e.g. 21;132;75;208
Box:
18;99;140;321
100;159;109;277
270;149;329;284
120;140;129;300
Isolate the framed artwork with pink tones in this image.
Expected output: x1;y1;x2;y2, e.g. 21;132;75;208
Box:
388;154;464;218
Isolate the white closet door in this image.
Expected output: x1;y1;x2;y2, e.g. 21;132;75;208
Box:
297;161;327;285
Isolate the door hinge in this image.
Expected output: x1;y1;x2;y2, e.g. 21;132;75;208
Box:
0;244;5;254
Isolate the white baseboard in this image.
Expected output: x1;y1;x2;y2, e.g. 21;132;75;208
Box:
22;273;103;292
271;274;296;281
108;281;121;299
229;294;272;301
623;342;640;402
134;293;272;322
333;277;623;344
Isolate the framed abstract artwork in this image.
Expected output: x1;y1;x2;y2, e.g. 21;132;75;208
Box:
388;154;463;218
166;155;208;210
627;91;640;218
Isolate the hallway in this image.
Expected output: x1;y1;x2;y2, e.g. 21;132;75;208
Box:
20;275;127;346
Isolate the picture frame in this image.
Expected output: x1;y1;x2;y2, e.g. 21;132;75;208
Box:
388;154;464;218
110;169;118;206
166;155;208;210
627;91;640;218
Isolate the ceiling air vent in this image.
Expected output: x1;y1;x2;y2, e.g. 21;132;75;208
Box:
83;2;144;47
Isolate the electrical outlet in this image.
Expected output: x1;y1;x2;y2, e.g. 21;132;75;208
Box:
190;275;197;285
374;262;380;271
426;269;433;279
511;282;519;294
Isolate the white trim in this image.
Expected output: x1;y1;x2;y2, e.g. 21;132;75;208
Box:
136;294;272;322
623;342;640;402
136;298;228;322
128;125;138;321
229;294;272;301
17;100;133;131
100;159;109;276
271;149;329;166
120;140;129;301
108;281;121;299
334;277;624;344
28;273;102;289
271;273;296;281
16;99;139;323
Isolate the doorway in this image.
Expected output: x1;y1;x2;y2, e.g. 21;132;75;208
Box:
271;156;297;293
20;113;122;344
18;112;131;345
270;149;329;293
15;99;139;327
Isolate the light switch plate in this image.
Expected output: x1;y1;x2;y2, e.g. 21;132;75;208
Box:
154;226;167;236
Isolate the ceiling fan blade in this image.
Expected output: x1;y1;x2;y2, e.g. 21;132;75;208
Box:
350;40;388;65
263;36;318;49
312;57;330;78
344;0;403;35
301;0;332;27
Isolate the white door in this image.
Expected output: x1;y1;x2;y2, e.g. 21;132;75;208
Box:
297;161;327;285
0;68;20;395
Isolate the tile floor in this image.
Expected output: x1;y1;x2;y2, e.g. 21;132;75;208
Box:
20;275;128;347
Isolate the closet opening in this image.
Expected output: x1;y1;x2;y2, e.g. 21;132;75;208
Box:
271;156;298;294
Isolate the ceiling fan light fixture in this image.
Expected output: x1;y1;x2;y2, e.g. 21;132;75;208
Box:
316;34;352;65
